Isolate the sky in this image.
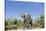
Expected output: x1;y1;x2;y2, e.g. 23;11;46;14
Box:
5;0;44;20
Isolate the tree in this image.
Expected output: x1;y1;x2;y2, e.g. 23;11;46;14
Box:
20;13;32;29
33;15;44;28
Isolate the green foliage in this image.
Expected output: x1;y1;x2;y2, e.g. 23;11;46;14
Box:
32;15;44;28
5;17;24;30
5;15;44;30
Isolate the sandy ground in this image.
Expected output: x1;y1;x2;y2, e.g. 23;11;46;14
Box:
6;29;22;31
6;27;43;31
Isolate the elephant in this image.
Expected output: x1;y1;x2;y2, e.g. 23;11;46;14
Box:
20;13;32;29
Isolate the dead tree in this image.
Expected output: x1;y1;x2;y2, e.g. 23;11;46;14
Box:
21;13;32;29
